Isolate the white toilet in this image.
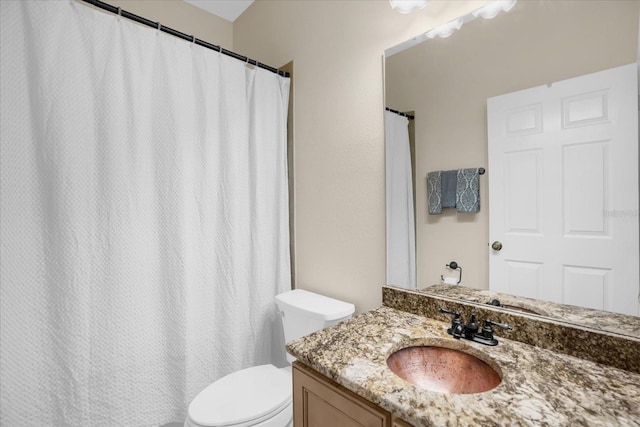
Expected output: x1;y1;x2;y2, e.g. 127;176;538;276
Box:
184;289;355;427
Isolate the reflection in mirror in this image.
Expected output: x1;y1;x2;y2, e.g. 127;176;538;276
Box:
384;0;640;323
385;109;416;290
420;285;640;339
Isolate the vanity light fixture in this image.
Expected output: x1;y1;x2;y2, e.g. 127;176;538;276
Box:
422;0;517;39
472;0;517;19
424;17;463;39
385;0;519;55
389;0;429;14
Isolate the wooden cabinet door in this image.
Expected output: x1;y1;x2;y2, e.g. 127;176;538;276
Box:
392;417;414;427
293;362;391;427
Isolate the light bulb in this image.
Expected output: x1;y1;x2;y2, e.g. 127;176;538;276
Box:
425;17;463;39
389;0;429;14
472;0;517;20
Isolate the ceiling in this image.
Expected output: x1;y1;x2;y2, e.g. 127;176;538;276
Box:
183;0;254;22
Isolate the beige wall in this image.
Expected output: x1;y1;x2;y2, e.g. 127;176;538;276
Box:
233;1;488;313
80;0;233;49
385;1;639;290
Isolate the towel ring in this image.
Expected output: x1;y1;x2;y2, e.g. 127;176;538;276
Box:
441;261;462;284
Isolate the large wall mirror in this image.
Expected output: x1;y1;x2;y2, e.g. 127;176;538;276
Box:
384;0;640;330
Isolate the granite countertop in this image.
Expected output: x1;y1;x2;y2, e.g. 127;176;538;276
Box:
286;306;640;427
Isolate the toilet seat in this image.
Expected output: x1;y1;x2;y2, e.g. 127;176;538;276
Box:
187;364;292;427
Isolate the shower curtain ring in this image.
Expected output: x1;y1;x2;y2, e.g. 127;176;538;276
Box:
117;7;121;16
191;35;196;44
156;22;162;31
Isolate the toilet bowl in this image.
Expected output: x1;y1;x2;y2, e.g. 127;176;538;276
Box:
184;289;354;427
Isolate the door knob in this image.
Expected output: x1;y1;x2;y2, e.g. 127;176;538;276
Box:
491;241;503;251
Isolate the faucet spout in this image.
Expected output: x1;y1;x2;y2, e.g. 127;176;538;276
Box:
440;307;513;346
452;323;464;339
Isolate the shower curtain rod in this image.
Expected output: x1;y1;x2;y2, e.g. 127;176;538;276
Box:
386;107;414;120
81;0;290;78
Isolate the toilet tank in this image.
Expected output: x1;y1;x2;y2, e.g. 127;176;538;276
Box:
275;289;355;362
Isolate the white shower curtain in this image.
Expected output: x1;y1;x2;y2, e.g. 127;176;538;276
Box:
0;1;290;426
385;111;416;289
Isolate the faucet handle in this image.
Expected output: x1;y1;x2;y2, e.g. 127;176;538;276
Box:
483;319;512;331
439;307;460;318
439;308;462;336
473;319;512;346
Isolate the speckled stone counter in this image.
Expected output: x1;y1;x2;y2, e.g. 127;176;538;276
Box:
287;306;640;427
422;284;640;338
383;286;640;374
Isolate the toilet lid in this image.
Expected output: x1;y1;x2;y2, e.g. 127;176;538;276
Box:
188;364;292;427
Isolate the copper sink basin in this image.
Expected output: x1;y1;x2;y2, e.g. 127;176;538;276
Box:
387;346;501;394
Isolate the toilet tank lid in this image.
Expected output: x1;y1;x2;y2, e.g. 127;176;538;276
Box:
275;289;355;321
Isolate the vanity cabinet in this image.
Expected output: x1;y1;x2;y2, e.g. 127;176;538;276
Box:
292;361;414;427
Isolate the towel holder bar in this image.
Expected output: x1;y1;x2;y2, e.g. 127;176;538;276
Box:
441;261;462;285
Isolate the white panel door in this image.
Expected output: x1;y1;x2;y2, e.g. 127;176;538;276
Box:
488;63;639;316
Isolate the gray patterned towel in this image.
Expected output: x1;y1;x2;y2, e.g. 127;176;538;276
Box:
441;170;457;208
427;171;442;214
456;168;480;213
